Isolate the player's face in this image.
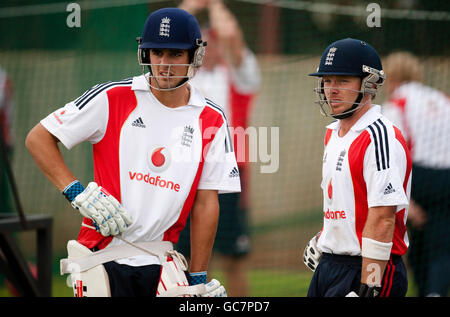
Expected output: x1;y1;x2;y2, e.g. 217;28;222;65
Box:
323;75;361;115
149;49;190;89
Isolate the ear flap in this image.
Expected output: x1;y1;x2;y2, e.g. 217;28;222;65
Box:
137;48;151;65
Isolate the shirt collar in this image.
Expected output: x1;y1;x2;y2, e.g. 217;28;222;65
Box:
131;74;205;108
325;105;382;132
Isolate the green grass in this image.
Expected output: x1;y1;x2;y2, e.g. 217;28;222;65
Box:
210;269;313;297
1;269;419;297
0;270;312;297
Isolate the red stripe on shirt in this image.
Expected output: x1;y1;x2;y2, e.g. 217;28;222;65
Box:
390;97;413;152
348;130;372;246
324;129;332;147
162;106;224;243
77;85;137;250
391;126;412;256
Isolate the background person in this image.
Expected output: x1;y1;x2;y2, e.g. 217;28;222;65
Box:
382;51;450;297
176;0;260;297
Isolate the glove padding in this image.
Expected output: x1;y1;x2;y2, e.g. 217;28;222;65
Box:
346;284;382;297
72;182;132;236
303;232;322;272
200;279;227;297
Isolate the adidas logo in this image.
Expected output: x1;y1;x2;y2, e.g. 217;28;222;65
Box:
229;167;240;178
132;117;146;128
384;183;395;195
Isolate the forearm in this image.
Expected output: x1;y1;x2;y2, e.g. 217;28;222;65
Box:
361;206;396;286
25;123;76;191
208;0;245;67
189;190;219;272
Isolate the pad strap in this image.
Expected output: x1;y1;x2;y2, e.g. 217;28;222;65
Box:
158;284;206;297
60;240;173;274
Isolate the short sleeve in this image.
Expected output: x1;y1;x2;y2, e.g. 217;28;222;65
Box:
197;121;241;194
364;128;409;211
40;87;109;150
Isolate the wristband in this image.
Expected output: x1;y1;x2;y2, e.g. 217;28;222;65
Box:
62;180;85;202
361;237;393;261
188;271;207;285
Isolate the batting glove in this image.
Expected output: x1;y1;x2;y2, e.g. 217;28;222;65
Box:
201;279;227;297
346;284;382;297
63;181;132;237
303;232;322;272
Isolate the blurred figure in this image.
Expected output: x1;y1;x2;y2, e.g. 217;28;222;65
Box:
177;0;260;296
0;66;14;215
382;52;450;296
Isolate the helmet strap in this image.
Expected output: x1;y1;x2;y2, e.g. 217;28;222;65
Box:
330;92;363;119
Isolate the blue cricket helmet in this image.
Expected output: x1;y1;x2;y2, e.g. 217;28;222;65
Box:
136;8;206;91
139;8;202;50
309;38;385;119
309;38;383;78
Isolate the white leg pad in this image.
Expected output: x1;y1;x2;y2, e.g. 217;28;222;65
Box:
65;240;111;297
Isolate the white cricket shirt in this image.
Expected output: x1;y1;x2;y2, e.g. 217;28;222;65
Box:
318;105;412;256
41;74;241;266
382;81;450;168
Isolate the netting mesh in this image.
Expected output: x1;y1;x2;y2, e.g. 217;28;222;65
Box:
0;0;449;296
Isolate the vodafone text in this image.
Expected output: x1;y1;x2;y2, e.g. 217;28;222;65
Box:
129;171;180;192
323;209;347;219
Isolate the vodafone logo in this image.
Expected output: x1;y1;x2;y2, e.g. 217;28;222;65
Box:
148;145;171;172
323;177;346;220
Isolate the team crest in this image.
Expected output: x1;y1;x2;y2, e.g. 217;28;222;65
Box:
325;47;337;66
181;125;194;147
159;17;171;37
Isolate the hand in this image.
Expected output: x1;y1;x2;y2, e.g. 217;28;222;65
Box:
178;0;210;14
408;199;427;229
303;232;322;271
71;182;133;236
